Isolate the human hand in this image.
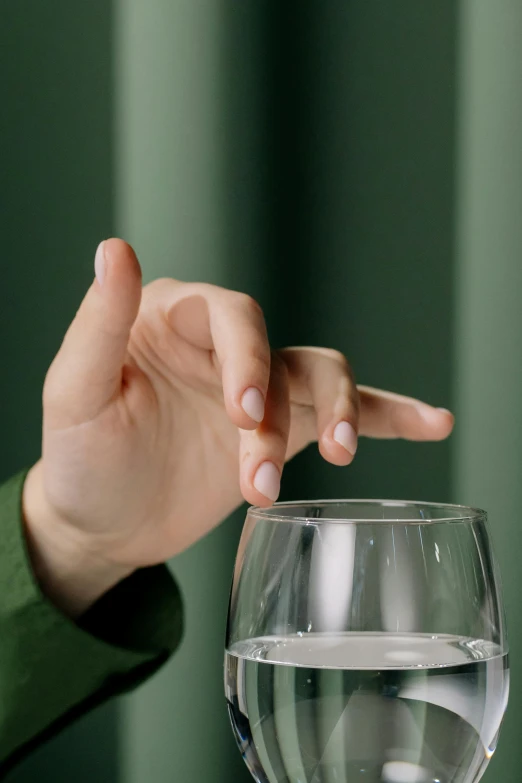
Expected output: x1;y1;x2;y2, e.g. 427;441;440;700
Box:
23;239;453;616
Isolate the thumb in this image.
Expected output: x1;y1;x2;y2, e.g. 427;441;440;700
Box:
44;238;143;427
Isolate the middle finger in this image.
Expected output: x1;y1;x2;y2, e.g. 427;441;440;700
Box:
282;347;360;466
239;352;290;507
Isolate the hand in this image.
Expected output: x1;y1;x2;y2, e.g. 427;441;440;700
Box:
23;239;454;616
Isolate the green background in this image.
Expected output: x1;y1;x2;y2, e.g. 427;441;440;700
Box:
1;1;520;780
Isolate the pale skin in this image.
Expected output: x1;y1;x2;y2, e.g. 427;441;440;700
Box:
22;239;454;619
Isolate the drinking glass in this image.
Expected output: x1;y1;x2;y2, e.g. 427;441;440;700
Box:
225;500;509;783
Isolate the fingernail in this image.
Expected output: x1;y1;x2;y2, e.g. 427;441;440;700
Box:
437;408;453;415
333;421;358;456
95;241;106;286
253;461;281;501
241;387;265;423
418;404;448;423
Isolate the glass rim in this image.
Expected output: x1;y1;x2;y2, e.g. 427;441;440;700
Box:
248;499;488;525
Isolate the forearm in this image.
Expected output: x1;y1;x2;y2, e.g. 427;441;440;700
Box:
22;462;132;618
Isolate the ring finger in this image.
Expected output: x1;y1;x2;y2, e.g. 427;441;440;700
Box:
282;347;360;466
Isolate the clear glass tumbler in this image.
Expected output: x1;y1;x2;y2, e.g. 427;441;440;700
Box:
225;500;509;783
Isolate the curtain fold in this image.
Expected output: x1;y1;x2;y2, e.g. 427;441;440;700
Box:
454;2;522;780
115;3;456;781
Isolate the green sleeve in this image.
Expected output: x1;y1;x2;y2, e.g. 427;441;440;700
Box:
0;472;183;775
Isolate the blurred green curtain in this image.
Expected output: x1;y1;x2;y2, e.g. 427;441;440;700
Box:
454;2;522;781
2;1;521;782
1;2;120;782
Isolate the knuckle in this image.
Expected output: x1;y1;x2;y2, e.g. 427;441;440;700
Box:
236;292;264;319
326;347;350;368
249;348;271;378
143;277;181;300
330;349;356;383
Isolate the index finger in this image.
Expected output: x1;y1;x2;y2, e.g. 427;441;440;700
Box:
150;281;272;430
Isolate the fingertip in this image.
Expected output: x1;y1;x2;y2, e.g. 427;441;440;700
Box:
226;405;258;432
333;420;358;454
91;238;142;329
103;237;135;257
225;387;267;431
241;387;265;423
102;238;142;282
94;241;106;286
436;408;455;439
245;491;276;509
253;461;281;502
240;460;281;506
417;405;455;441
318;420;357;466
319;439;355;467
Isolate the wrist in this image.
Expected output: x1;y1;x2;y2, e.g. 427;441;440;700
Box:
22;463;134;619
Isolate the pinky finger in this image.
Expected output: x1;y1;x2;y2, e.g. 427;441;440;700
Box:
358;386;454;441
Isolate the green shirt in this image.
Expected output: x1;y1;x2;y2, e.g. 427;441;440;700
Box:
0;472;183;776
